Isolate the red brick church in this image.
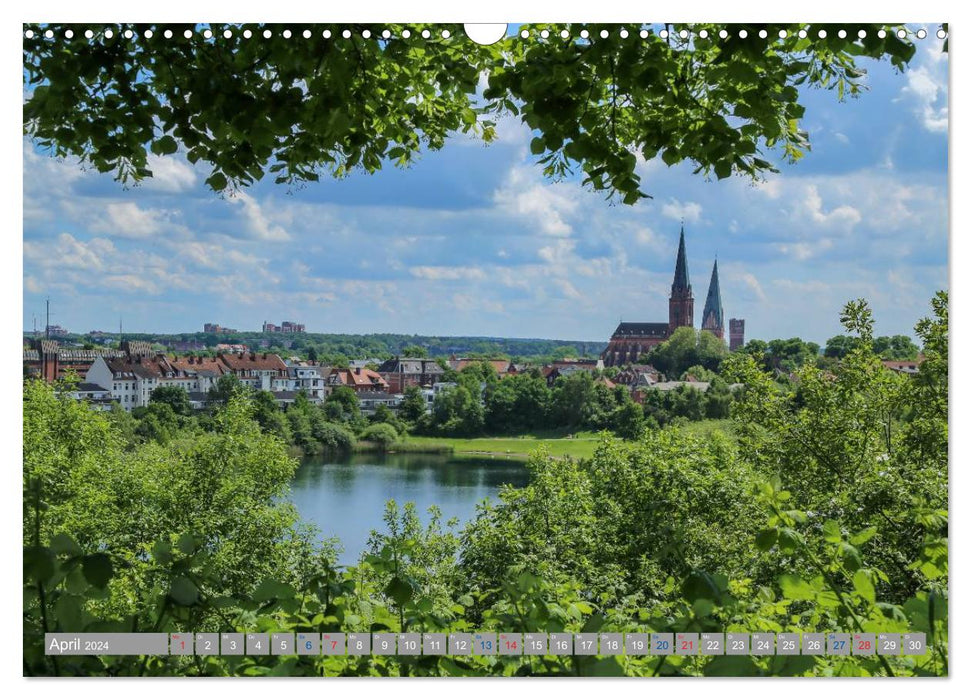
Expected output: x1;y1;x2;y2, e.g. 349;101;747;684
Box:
601;227;745;367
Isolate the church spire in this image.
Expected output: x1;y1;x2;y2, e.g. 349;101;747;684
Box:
701;259;725;339
671;223;691;293
668;223;694;333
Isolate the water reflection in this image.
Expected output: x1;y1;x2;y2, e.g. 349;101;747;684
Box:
289;452;529;565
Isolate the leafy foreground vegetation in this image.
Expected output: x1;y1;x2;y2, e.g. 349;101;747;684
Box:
23;295;947;676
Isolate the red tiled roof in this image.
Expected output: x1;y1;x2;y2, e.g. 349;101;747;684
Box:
330;367;389;389
218;352;288;372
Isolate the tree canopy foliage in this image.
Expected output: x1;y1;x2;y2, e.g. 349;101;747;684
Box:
23;23;924;203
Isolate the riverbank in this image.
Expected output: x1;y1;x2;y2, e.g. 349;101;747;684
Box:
348;420;736;461
369;420;737;459
354;430;604;460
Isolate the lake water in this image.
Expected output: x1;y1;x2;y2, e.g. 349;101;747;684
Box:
289;452;529;565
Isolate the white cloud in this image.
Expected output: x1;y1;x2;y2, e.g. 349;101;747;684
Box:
99;274;163;295
753;178;782;199
229;192;291;241
24;233;113;272
143;154;199;193
537;239;576;266
740;272;767;302
451;293;505;314
632;225;669;257
93;202;164;239
553;279;582;299
899;41;949;133
802;185;861;230
175;241;265;271
410;266;486;281
493;166;579;237
661;198;702;223
575;257;618;278
775;239;834;261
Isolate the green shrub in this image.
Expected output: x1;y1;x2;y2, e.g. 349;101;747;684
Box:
312;420;354;453
359;422;399;449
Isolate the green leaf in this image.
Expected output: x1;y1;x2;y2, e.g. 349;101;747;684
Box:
384;575;413;608
583;656;626;676
755;528;778;551
81;553;112;589
169;576;200;606
692;598;715;618
822;520;842;543
529;136;546;155
777;527;802;552
850;527;877;546
151;135;178;156
251;579;296;603
779;574;816;601
703;654;761;676
54;593;87;631
152;540;173;565
176;533;199;555
852;570;875;604
267;658;299;675
682;571;723;604
581;612;605;633
841;543;863;572
50;534;81;556
24;546;55;583
206;172;228;191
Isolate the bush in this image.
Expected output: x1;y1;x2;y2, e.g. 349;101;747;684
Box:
312;420;354;454
359;422;399;449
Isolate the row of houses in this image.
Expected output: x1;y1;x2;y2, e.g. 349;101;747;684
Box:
27;336;769;414
24;340;495;413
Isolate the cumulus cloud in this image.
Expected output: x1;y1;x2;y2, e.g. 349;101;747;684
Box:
661;198;702;223
493;166;579;237
899;40;949;133
143;154;199;193
229;191;291;241
24;233;115;272
802;185;862;230
537;239;576;266
94;202;165;239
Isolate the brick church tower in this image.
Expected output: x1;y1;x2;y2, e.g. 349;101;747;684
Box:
729;318;746;351
668;225;694;333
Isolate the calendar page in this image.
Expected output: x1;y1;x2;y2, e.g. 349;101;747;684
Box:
21;20;948;680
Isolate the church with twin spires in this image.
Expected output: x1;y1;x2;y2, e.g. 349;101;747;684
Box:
601;226;745;367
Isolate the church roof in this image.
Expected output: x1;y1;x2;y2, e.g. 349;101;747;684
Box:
702;260;724;329
611;322;670;339
672;225;691;293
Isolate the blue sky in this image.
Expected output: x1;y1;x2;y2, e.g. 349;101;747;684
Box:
22;30;948;345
